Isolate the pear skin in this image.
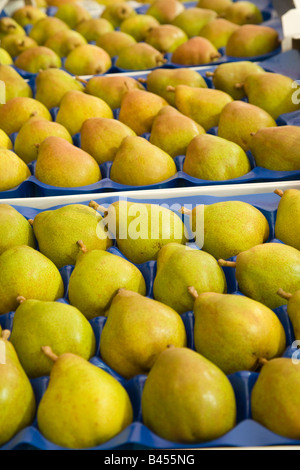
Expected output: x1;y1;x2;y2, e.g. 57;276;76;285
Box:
0;149;31;191
64;44;112;75
115;42;167;71
274;189;300;250
0;204;35;254
0;96;52;135
226;24;280;57
172;36;221;65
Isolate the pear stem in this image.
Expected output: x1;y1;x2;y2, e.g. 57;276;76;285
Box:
166;85;176;92
179;206;192;215
188;286;199;299
137;77;147;84
205;71;214;78
75;76;88;85
1;329;11;341
28;219;34;225
167;344;175;350
255;357;269;371
218;259;236;268
16;296;26;304
41;346;58;362
89;201;107;213
77;240;88;253
277;288;293;300
274;189;284;198
235;82;245;89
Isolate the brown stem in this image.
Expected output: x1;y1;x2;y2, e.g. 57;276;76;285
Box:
235;82;245;89
277;288;293;300
89;201;107;213
75;76;88;84
274;189;284;197
77;240;88;253
41;346;58;362
16;296;26;304
166;85;176;92
1;329;11;341
28;218;34;225
137;77;147;83
211;53;221;60
179;206;192;215
218;259;237;268
205;71;214;78
188;286;198;299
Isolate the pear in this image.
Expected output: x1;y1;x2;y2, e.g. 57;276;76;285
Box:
143;68;208;107
0;330;36;446
0;245;64;315
12;5;46;26
29;16;70;45
35;68;84;109
153;243;227;314
277;288;300;339
146;0;184;23
35;136;101;188
171;7;217;38
0;128;12;149
14;117;73;164
54;2;92;28
55;90;113;136
141;346;237;443
274;189;300;250
249;126;300;172
0;149;31;191
75;18;114;43
183;133;251;181
0;47;13;64
0;64;32;100
32;203;112;268
0;96;52;135
96;31;136;58
251;358;300;439
145;24;188;53
115;42;167;71
198;18;239;49
118;88;168;135
100;2;136;28
222;1;263;25
100;289;187;379
218;243;300;310
226;24;280;57
185;200;269;260
191;290;286;375
37;347;133;448
172;36;221;66
83;75;144;110
206;61;265;100
150;106;205;158
68;244;146;319
243;72;300;119
0;204;35;254
218;100;277;152
0;17;25;40
64;44;112;75
80;117;136;164
45;29;87;58
89;199;188;265
197;0;233;15
10;298;96;378
168;84;233;131
110;135;177;186
1;34;38;58
14;46;62;74
120;14;160;42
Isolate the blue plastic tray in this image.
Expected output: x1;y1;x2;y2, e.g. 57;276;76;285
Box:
0;190;300;450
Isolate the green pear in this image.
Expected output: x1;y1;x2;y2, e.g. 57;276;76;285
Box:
249;126;300;172
153;243;227;314
0;128;12;149
0;330;36;446
141;345;237;443
10;298;96;378
198;18;239;49
172;36;221;65
150;106;205;158
100;2;136;28
146;0;184;24
0;96;52;135
12;5;46;26
0;17;25;40
80;117;136;164
226;24;280;57
31;203;112;268
14;46;62;74
75;18;114;42
100;288;187;379
145;24;188;53
115;42;167;71
37;347;133;448
197;0;233;15
0;64;32;100
277;288;300;339
89;199;188;265
183;133;251;181
0;47;13;64
120;14;160;42
206;61;265;100
0;148;31;191
110;135;177;186
118;88;168;135
218;100;277;151
0;204;35;254
171;7;217;38
274;189;300;250
168;84;233;131
218;243;300;310
0;245;64;315
1;34;38;58
35;136;101;188
68;244;146;319
251;358;300;439
143;68;208;107
54;2;92;28
191;290;286;375
29;16;70;45
55;90;113;136
222;1;263;25
64;44;112;75
96;31;136;58
83;75;144;110
35;68;84;110
45;29;87;58
14;117;73;164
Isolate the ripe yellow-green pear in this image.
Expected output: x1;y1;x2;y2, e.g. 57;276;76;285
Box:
0;64;33;101
222;1;263;25
172;36;221;65
145;24;188;53
100;2;136;28
14;46;62;73
29;16;70;45
12;5;46;26
0;17;25;40
115;42;167;71
120;14;160;42
274;189;300;250
64;44;112;75
171;7;217;38
198;18;239;49
96;30;136;58
0;204;35;254
0;96;52;135
197;0;233;15
1;34;38;58
146;0;184;24
45;29;87;58
226;24;280;57
75;18;114;42
54;2;92;28
0;149;31;192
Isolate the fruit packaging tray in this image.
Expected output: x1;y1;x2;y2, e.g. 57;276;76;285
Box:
0;188;300;450
1;49;300;200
